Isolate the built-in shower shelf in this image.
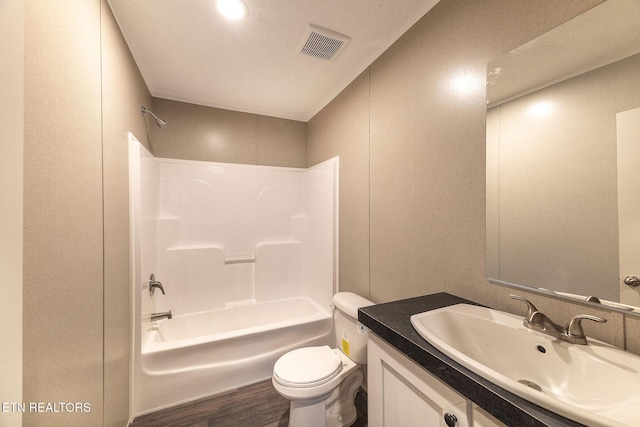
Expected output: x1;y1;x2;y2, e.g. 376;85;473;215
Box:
255;240;301;249
224;241;302;264
166;244;224;251
224;255;256;264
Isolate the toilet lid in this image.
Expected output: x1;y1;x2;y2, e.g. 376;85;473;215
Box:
273;346;343;387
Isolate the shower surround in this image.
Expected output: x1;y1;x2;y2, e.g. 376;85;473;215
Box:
129;135;338;414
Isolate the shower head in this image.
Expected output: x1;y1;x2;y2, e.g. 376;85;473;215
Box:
141;107;168;128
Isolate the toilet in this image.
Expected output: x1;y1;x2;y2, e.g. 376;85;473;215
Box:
272;292;375;427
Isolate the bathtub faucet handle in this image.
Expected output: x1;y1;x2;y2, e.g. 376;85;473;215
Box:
149;274;166;297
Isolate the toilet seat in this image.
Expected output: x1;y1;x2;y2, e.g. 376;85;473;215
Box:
273;346;343;388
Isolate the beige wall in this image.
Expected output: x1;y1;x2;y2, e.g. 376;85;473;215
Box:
307;71;371;298
152;98;307;167
0;0;23;426
368;0;605;304
24;0;104;425
304;0;640;351
101;1;154;425
23;1;152;426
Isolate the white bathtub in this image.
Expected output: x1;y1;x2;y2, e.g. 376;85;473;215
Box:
135;297;333;414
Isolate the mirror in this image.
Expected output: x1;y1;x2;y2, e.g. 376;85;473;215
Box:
486;0;640;313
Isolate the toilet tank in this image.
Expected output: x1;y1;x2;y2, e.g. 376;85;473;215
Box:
332;292;375;365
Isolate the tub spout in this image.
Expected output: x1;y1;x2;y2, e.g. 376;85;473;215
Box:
150;311;172;322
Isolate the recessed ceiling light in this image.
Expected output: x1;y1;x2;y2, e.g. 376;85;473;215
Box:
216;0;248;21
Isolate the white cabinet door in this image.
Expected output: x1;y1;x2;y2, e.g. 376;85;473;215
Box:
368;334;470;427
473;406;507;427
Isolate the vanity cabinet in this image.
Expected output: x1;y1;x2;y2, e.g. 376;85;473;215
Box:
472;406;506;427
368;334;506;427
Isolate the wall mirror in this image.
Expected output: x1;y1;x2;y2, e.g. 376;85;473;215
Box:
486;0;640;314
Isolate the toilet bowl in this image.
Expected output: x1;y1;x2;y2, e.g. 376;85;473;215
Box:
272;292;374;427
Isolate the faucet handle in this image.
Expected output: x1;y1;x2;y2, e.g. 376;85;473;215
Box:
148;273;166;297
509;294;539;319
566;314;607;341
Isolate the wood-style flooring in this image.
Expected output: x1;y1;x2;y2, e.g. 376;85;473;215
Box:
129;379;368;427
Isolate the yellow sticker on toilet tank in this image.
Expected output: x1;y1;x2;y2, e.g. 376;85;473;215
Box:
342;338;350;356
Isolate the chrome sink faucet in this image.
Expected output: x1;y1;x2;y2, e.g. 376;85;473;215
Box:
509;294;606;345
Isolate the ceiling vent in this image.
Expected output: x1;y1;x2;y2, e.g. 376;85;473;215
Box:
296;24;350;61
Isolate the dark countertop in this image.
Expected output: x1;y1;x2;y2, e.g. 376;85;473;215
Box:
358;292;585;427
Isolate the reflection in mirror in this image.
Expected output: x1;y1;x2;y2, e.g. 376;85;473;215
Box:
486;0;640;313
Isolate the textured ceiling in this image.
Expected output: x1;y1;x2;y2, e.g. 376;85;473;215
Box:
107;0;440;121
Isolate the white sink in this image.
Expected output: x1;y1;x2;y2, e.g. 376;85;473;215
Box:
410;304;640;427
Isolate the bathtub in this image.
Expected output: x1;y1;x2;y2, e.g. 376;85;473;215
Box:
135;296;333;414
